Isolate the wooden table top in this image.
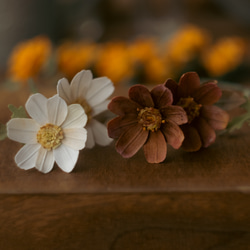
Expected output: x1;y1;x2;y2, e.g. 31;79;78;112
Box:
0;86;249;195
1;86;250;250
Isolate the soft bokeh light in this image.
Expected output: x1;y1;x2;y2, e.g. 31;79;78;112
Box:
94;41;134;84
202;37;247;77
2;1;250;86
7;35;52;85
57;41;97;80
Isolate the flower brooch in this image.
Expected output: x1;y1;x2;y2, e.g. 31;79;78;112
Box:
6;70;232;172
107;72;229;163
6;70;115;173
7;94;87;173
107;84;187;163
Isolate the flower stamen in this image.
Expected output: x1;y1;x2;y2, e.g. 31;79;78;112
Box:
37;123;64;150
177;97;201;123
74;97;92;121
137;107;164;132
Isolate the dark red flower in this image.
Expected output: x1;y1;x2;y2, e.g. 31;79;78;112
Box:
164;72;229;151
107;84;188;163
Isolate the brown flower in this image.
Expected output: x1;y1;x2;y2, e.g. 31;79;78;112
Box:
164;72;229;151
107;84;188;163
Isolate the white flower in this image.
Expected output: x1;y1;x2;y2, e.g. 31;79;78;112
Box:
57;69;114;148
7;93;87;173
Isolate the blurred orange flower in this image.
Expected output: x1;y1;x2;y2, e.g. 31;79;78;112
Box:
202;37;246;77
143;56;174;84
128;37;158;64
8;35;51;84
57;41;96;80
128;37;173;83
94;42;134;85
165;25;209;67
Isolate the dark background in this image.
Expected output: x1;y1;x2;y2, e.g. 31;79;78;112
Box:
1;0;250;78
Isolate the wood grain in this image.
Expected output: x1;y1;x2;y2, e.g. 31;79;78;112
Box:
0;86;250;249
1;125;249;194
1;192;250;250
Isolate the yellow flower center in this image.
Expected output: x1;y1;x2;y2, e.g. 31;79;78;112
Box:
177;97;202;123
74;97;92;121
137;107;165;132
37;124;64;150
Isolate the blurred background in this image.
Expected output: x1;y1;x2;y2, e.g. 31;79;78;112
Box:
1;0;250;86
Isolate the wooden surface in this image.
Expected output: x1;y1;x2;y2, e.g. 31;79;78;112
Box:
0;87;250;249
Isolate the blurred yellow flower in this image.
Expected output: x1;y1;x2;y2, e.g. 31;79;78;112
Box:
57;41;96;80
144;56;174;84
128;37;158;64
94;42;134;84
127;37;174;83
202;37;246;77
8;36;51;84
165;25;209;67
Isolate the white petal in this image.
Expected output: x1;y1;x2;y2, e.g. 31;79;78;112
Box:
85;125;95;149
25;93;48;125
92;99;109;117
15;144;40;170
63;128;87;150
54;144;79;173
86;77;114;107
7;118;39;144
47;95;68;126
35;147;55;173
61;104;87;129
70;70;92;101
90;119;113;146
57;78;73;104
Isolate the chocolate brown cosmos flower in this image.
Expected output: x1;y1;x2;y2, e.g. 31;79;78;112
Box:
107;84;188;163
164;72;229;151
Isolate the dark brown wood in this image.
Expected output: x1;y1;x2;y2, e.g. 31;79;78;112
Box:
1;86;250;249
1;192;250;250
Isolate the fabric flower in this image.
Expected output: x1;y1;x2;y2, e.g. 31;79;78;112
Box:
107;84;188;163
57;70;114;148
7;93;87;173
164;72;229;151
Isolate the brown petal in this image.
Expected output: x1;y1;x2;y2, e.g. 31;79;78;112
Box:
192;82;222;105
161;120;185;149
115;123;148;158
150;84;173;108
178;72;201;98
164;78;178;94
129;84;154;108
161;105;188;125
195;117;216;148
201;105;229;130
108;96;140;116
143;131;167;163
107;115;138;138
181;124;202;152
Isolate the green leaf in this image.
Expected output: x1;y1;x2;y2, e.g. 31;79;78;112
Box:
0;123;7;141
226;96;250;133
28;78;38;94
8;104;28;118
241;95;250;112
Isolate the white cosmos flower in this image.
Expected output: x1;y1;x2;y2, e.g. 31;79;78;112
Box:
7;93;87;173
57;69;114;148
